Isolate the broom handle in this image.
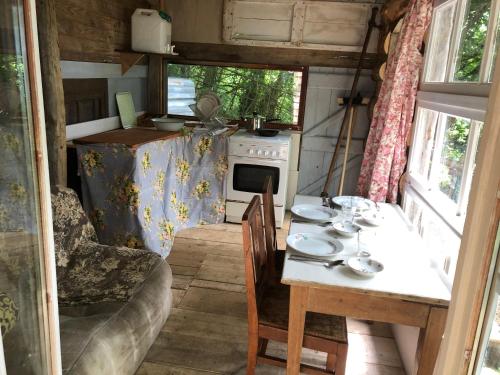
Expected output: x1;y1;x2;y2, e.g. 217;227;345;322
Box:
321;7;378;197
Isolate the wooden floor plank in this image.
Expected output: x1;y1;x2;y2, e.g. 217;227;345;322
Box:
179;286;247;318
172;237;243;258
136;361;221;374
175;227;243;245
347;319;394;338
191;279;247;293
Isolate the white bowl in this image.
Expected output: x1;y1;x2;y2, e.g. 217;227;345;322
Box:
347;257;384;277
361;211;384;226
332;221;361;238
151;118;185;131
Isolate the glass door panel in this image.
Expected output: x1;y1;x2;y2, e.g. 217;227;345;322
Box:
474;224;500;374
1;0;59;374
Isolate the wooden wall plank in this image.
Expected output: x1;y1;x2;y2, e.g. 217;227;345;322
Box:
55;0;159;63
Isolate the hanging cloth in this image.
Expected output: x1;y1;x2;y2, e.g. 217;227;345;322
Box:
357;0;433;202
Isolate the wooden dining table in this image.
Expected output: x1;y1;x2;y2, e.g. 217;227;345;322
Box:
282;195;451;375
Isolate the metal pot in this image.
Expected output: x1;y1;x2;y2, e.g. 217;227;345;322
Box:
249;112;266;131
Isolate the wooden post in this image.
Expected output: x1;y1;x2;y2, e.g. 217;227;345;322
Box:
36;0;67;186
148;55;164;114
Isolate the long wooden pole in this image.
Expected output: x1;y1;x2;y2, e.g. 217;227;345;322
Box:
338;106;357;196
36;0;67;186
321;7;378;197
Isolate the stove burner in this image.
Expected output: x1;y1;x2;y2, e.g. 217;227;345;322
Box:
256;129;279;137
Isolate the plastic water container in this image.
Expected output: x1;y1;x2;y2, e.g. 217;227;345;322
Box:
132;9;171;54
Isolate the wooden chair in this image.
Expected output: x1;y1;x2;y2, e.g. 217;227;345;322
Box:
242;195;348;374
262;175;285;280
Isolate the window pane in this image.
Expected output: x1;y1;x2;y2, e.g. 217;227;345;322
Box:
434;116;471;203
167;63;302;125
454;0;492;82
410;108;440;180
425;2;457;82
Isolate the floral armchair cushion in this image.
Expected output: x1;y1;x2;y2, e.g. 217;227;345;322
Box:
51;186;97;272
51;186;162;306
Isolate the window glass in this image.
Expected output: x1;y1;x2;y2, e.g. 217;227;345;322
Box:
411;108;440;181
1;0;51;373
435;116;471;203
425;2;457;82
167;63;304;126
454;0;493;82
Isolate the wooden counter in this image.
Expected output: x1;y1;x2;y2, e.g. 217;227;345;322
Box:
73;128;181;149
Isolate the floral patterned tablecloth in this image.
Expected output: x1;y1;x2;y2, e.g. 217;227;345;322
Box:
76;132;229;257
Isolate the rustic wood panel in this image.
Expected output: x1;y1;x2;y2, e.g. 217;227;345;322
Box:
55;0;159;63
63;79;108;125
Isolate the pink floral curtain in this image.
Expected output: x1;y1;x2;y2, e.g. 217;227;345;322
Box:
357;0;433;203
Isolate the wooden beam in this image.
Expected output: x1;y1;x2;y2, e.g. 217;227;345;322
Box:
170;42;379;69
148;54;164;114
36;0;67;186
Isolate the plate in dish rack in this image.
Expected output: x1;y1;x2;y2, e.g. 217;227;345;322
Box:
286;233;343;257
291;204;337;222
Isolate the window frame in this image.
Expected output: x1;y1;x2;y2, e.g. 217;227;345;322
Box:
404;0;498;287
164;59;309;131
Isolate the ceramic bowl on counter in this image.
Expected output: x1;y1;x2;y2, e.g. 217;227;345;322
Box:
151;117;185;131
347;257;384;277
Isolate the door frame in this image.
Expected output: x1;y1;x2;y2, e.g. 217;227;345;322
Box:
433;54;500;374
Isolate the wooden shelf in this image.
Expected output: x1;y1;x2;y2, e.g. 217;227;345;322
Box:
118;51;180;75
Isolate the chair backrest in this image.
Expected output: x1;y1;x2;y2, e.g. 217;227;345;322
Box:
242;195;268;332
262;176;277;271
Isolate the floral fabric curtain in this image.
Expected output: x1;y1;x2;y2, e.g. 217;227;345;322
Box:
357;0;433;202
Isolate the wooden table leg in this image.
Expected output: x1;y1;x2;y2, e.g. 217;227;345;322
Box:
287;285;309;374
414;307;448;375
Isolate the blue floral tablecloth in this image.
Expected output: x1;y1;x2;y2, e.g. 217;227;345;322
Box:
76;132;229;257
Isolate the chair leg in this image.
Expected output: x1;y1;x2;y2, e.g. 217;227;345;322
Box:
247;333;259;374
326;353;336;373
335;343;348;375
259;338;269;355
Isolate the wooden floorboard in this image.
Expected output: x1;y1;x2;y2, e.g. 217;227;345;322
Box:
137;221;405;375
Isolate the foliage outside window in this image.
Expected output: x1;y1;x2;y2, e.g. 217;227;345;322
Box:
167;62;305;129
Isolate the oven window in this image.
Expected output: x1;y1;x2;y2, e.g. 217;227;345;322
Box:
233;164;280;194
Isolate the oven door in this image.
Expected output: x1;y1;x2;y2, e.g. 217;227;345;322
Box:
227;156;288;206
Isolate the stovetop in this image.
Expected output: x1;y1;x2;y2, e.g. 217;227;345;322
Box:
230;129;291;145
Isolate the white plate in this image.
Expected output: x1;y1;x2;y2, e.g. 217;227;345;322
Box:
286;233;343;257
347;257;384;277
332;221;361;237
332;196;375;211
291;204;337;222
361;211;384;226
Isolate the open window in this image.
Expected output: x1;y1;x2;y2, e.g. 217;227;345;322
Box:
404;0;499;286
166;61;308;131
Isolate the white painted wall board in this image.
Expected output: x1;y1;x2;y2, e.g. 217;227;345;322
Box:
297;67;375;197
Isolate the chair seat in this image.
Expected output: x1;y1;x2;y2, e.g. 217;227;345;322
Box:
259;284;348;344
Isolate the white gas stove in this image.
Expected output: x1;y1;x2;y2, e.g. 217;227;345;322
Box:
226;129;291;227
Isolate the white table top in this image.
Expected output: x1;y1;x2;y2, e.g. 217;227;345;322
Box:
281;195;451;306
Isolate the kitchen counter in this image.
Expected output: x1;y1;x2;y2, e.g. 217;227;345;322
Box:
74;129;230;257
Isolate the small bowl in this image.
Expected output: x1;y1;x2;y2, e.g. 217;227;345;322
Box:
361;211;384;226
332;221;361;238
347;257;384;277
151;117;185;131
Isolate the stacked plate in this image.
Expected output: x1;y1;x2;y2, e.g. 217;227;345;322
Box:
191;92;221;121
